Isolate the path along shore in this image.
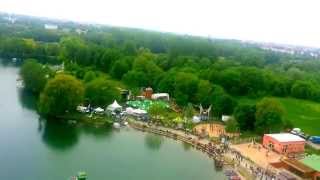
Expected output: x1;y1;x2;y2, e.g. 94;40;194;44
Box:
127;119;277;180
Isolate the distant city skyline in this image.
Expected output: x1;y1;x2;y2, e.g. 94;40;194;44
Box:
1;0;320;48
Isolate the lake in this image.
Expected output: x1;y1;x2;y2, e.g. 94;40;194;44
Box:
0;61;225;180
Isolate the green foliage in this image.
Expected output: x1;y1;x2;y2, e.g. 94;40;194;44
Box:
110;57;130;79
174;72;199;105
148;103;167;121
39;74;85;117
85;78;121;106
255;98;284;134
98;48;121;72
235;96;320;135
20;59;48;94
122;70;148;87
196;80;213;107
211;85;237;117
5;14;320;134
183;103;194;119
234;104;256;131
291;81;314;99
225;118;239;133
83;71;97;83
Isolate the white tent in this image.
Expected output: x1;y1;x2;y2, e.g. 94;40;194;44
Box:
125;107;147;116
192;116;201;123
133;109;147;115
222;115;231;122
107;100;122;112
94;107;104;113
77;105;88;113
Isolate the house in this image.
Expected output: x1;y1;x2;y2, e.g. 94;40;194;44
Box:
263;133;306;154
142;87;153;99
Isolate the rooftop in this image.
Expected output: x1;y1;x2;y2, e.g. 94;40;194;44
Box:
282;158;315;173
301;155;320;172
265;133;305;143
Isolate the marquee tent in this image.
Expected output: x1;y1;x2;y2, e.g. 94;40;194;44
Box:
107;100;122;112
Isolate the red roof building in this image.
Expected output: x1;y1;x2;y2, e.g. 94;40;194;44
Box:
263;133;306;154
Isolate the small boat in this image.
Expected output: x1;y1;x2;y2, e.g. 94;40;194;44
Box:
70;171;87;180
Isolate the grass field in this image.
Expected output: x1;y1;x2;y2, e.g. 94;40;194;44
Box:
235;96;320;135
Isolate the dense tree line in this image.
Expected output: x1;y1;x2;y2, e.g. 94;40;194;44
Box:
4;14;320;121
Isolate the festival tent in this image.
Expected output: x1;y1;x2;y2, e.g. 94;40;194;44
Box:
77;105;88;113
94;107;104;113
222;115;231;122
125;107;147;116
107;100;122;112
192;116;201;123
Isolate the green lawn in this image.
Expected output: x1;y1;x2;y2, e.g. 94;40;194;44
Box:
235;96;320;135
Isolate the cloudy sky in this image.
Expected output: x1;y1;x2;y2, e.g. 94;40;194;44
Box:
1;0;320;47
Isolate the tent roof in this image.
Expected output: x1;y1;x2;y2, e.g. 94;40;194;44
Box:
112;100;122;108
109;100;122;108
94;107;104;112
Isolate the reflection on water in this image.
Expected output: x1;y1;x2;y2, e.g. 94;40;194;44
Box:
17;88;38;110
80;124;114;140
144;133;164;151
182;142;192;151
41;120;79;151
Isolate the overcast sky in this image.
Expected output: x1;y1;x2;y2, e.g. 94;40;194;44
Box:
1;0;320;47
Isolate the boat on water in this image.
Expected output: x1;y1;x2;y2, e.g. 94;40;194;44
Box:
70;171;87;180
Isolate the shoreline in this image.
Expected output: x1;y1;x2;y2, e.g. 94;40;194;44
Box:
127;119;252;180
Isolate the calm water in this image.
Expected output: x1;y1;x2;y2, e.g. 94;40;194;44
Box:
0;62;225;180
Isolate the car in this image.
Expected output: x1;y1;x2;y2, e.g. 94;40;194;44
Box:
309;136;320;144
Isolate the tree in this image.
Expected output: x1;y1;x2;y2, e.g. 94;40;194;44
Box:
110;58;130;79
85;78;121;106
291;81;313;99
255;98;284;134
122;70;148;87
131;49;163;87
148;103;167;121
211;85;236;117
195;80;213;107
98;48;121;72
39;74;85;117
234;104;256;131
225;118;239;133
174;72;199;105
83;71;97;83
60;37;90;65
183;103;194;119
20;59;48;94
218;69;241;94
